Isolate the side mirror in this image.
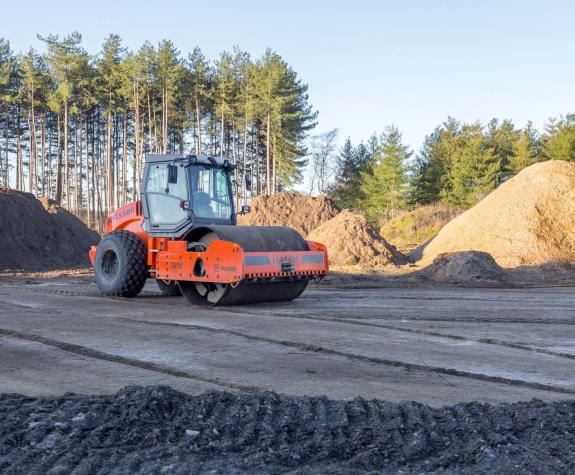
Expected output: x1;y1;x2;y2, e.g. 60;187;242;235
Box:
240;205;251;215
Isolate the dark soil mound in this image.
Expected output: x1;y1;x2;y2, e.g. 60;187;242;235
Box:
1;386;574;474
418;251;508;284
0;191;100;271
237;192;339;236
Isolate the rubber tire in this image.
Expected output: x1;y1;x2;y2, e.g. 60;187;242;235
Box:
156;279;182;296
94;230;148;297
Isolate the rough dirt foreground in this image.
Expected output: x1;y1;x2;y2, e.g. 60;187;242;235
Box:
1;386;574;474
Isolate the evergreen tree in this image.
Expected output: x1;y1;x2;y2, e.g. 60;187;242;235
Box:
509;121;540;174
486;118;517;179
542;114;575;162
446;123;501;207
39;32;87;204
329;137;374;208
187;47;210;154
359;126;411;223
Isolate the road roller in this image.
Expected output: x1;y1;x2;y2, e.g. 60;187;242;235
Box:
89;153;328;305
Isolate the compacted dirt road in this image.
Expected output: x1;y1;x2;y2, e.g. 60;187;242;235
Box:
2;273;575;473
1;273;575;405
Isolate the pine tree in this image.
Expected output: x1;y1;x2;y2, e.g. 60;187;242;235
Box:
330;138;369;208
542;115;575;162
187;47;210;154
97;34;125;212
0;39;17;188
446;123;501;207
40;32;87;204
359;126;411;223
509;122;540;174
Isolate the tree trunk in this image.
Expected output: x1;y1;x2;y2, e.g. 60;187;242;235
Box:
3;113;9;189
255;125;260;196
122;112;128;205
106;108;113;213
242;114;248;203
272;133;277;194
85;114;91;226
55;112;63;203
73;124;79;215
16;106;22;191
134;85;140;199
115;114;120;208
195;92;202;154
48;114;53;198
220;108;225;157
64;103;69;208
265;112;271;194
27;110;33;193
40;113;45;196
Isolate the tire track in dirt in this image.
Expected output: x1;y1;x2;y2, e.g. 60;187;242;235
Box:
122;318;575;396
3;283;575;358
214;307;575;360
0;328;258;393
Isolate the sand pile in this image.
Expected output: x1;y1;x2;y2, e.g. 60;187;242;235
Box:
0;191;100;271
421;161;575;268
307;210;407;268
381;203;461;251
238;192;339;236
417;251;508;284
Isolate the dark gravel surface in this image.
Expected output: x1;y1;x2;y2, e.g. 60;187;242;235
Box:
1;386;574;474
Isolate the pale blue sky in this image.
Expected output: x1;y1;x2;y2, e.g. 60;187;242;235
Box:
2;0;574;155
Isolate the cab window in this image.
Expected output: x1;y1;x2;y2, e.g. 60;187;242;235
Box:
146;163;188;226
190;166;232;220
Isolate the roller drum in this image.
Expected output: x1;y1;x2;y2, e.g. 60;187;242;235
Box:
179;226;310;306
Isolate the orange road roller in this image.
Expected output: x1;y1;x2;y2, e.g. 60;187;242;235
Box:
89;154;329;305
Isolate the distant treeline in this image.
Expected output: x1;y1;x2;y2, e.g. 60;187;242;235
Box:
0;33;316;227
328;115;575;223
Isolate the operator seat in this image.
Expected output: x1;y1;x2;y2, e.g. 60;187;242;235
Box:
193;191;215;218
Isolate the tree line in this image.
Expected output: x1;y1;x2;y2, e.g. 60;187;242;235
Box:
328;115;575;224
0;33;316;228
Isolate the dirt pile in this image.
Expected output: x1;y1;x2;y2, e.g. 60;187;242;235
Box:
238;192;339;236
307;210;407;268
421;161;575;267
381;203;461;252
417;251;508;284
0;191;100;271
1;386;574;474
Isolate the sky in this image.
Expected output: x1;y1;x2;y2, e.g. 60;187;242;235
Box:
2;0;574;158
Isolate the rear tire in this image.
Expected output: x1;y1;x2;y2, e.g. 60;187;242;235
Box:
94;230;148;297
156;279;182;296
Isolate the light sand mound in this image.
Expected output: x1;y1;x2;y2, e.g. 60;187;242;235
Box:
307;210;407;268
420;160;575;268
0;191;100;271
237;192;339;236
381;203;461;251
417;251;508;283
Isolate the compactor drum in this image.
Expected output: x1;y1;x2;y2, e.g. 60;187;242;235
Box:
90;154;328;305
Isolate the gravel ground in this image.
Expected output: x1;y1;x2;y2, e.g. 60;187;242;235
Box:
1;386;574;474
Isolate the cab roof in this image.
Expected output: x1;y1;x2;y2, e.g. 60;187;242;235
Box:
144;154;233;169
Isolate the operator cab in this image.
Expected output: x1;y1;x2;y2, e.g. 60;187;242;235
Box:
141;154;237;238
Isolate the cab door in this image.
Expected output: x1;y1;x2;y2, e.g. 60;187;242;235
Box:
141;160;192;237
